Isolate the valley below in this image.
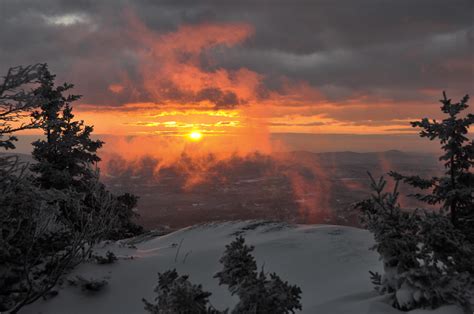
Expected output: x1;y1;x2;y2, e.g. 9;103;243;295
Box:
102;150;442;229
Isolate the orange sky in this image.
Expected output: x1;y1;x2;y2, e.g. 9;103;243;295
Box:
65;15;432;149
13;8;473;156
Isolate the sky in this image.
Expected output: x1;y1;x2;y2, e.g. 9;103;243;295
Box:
1;0;473;153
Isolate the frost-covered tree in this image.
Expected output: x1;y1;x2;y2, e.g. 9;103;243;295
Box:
0;64;46;150
390;92;473;241
358;92;473;312
0;64;46;195
31;68;103;190
215;236;302;314
143;269;224;314
0;64;137;313
0;166;118;313
358;175;472;311
30;68;142;239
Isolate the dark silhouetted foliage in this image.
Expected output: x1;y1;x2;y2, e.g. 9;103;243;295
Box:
0;63;47;150
31;68;103;191
0;64;142;313
29;67;143;240
358;92;473;312
143;269;223;314
215;236;302;314
390;92;473;241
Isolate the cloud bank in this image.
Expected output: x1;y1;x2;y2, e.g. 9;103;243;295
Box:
1;0;472;135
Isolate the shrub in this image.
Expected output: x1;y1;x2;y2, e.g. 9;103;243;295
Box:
144;236;302;314
143;269;223;314
358;174;472;311
94;251;118;265
71;276;108;293
0;172;118;312
215;236;302;314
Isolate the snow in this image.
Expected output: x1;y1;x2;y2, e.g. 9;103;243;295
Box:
396;283;417;310
23;221;464;314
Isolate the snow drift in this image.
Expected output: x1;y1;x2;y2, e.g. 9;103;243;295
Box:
24;221;464;314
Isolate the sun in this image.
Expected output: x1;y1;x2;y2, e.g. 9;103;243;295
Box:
188;131;203;141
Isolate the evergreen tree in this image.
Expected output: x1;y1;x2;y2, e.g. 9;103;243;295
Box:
31;68;103;190
214;236;257;294
358;92;474;312
390;92;473;241
29;67;142;239
0;64;140;312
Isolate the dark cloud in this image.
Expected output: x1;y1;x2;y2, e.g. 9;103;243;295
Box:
196;88;241;109
0;0;472;110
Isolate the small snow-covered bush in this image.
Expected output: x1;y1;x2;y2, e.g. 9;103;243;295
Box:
231;270;302;314
399;212;473;311
395;264;471;311
70;276;108;293
94;251;118;265
142;269;223;314
215;236;302;314
420;212;474;275
358;174;472;311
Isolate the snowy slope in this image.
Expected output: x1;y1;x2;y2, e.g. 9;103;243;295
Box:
23;221;464;314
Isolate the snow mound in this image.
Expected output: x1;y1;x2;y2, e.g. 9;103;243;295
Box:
24;221;463;314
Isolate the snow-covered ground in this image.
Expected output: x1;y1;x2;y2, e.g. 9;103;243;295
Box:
24;221;464;314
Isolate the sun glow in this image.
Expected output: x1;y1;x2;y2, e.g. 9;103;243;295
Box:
188;131;203;141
